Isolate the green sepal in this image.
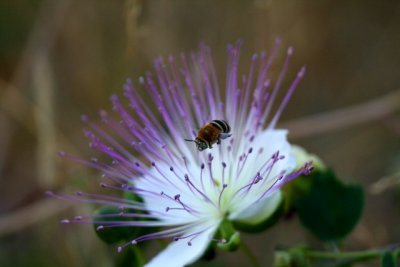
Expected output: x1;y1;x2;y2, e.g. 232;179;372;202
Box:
217;232;240;251
289;169;364;241
93;206;139;244
216;219;241;251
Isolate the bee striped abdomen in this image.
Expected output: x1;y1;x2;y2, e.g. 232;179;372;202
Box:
185;119;231;151
210;120;230;133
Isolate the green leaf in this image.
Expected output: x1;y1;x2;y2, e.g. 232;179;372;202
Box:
123;190;143;203
381;251;397;267
93;206;139;244
293;169;364;241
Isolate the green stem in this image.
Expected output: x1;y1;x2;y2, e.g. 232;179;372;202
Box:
327;241;340;253
307;249;382;267
305;244;400;267
240;240;261;267
306;249;382;260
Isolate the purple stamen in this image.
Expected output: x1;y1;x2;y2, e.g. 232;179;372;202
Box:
207;153;216;186
161;192;199;215
221;162;227;186
255;171;287;202
185;176;214;205
263;47;293;125
218;184;228;207
172;226;210;247
236;147;254;178
180;53;206;126
269;65;307;129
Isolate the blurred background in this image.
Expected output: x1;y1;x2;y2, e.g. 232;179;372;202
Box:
1;0;400;266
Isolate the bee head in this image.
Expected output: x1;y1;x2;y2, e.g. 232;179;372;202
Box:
184;138;208;151
195;140;208;151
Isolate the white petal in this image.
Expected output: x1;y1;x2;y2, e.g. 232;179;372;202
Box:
228;190;282;223
253;129;289;155
144;225;218;267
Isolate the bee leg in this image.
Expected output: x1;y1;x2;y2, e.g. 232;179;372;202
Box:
219;133;232;140
216;139;221;145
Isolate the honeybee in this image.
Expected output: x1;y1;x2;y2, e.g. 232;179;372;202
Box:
185;120;232;151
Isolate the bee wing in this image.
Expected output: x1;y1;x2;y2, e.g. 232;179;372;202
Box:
219;133;232;140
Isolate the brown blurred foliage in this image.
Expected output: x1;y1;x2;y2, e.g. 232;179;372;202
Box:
1;0;400;266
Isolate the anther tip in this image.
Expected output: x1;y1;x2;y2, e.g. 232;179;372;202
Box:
138;76;145;84
80;114;89;122
96;225;104;231
117;246;123;253
124;78;132;85
287;46;294;55
298;65;307;77
61;219;70;224
110;94;118;102
57;150;66;157
99;109;108;117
